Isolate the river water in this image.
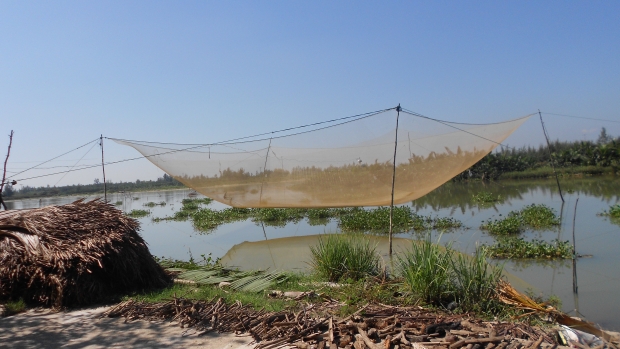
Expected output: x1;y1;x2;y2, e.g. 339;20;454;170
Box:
6;177;620;330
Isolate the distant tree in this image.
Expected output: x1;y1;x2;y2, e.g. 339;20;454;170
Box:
2;184;14;197
94;178;100;184
597;127;613;144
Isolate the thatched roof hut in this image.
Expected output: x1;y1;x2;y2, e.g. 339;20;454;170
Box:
0;199;170;307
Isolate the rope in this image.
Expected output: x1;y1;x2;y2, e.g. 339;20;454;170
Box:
401;108;535;150
8;138;100;179
542;112;620;124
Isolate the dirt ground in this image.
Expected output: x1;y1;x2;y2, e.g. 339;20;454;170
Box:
0;306;254;349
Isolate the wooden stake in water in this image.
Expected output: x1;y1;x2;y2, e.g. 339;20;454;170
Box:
572;198;579;294
538;110;564;202
389;104;401;256
100;135;107;202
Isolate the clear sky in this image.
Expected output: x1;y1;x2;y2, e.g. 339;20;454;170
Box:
1;1;619;188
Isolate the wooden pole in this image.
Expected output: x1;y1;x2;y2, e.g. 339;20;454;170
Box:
572;198;579;294
389;105;401;256
100;135;107;202
0;130;14;210
538;110;565;202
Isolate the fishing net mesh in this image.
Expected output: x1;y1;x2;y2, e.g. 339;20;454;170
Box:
114;110;530;207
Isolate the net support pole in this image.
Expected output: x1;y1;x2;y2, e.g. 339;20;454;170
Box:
100;135;107;202
572;197;579;294
389;104;401;256
539;110;564;202
0;130;14;210
258;138;272;206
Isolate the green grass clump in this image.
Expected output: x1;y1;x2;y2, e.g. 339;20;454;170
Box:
481;204;559;235
397;239;503;312
483;238;573;259
127;209;151;218
397;239;455;305
472;191;503;205
3;299;26;316
114;201;123;206
452;248;504;312
310;234;381;282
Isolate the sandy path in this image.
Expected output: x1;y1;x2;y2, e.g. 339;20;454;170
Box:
0;306;254;349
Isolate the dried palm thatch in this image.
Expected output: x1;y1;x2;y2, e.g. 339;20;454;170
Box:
0;199;171;307
498;280;619;344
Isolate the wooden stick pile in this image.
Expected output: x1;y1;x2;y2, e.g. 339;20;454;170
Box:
103;297;560;349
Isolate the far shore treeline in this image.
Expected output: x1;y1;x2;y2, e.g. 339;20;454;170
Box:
3;128;619;201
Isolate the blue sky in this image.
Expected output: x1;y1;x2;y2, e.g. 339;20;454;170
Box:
1;1;619;187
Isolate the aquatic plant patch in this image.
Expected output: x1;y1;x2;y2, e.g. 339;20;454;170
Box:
338;206;462;233
127;209;151;218
143;201;166;207
483;238;573;259
518;204;560;228
480;204;559;235
480;214;523;235
472;191;503;205
599;204;620;218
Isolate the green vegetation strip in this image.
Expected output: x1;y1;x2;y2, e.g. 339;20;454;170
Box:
155;204;463;233
481;204;560;235
483;238;573;259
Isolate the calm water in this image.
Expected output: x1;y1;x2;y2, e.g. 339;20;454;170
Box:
6;177;620;330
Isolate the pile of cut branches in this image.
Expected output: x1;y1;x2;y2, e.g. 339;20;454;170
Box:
103;297;561;349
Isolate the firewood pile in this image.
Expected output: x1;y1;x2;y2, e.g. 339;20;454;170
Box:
103;297;560;349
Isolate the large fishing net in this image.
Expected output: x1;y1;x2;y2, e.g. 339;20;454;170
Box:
114;108;530;207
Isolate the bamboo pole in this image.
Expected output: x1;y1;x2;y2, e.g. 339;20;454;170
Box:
0;131;14;210
389;105;401;256
100;135;107;202
538;110;564;202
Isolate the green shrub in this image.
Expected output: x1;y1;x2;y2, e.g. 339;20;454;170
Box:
3;299;26;316
310;234;381;282
114;201;123;206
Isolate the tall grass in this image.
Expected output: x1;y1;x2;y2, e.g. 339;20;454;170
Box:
310;234;381;282
397;238;503;312
452;248;503;312
397;239;455;304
